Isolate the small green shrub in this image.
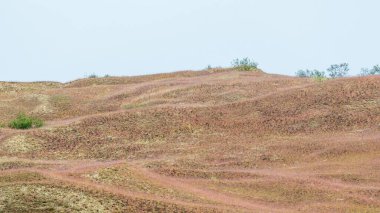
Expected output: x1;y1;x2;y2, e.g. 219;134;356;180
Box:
232;58;258;71
8;114;44;129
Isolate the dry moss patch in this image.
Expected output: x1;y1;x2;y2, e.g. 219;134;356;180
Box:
318;173;375;184
204;179;336;205
300;203;380;213
0;184;126;212
0;183;210;213
0;160;35;171
2;135;42;154
0;172;45;184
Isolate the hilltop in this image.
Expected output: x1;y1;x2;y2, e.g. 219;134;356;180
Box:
0;69;379;212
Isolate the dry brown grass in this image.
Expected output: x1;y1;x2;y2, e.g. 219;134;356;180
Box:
0;70;379;212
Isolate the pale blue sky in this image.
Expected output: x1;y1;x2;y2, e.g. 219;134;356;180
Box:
1;0;379;82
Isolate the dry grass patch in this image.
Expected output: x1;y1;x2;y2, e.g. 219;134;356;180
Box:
85;165;215;205
2;135;42;154
0;184;126;212
300;203;380;213
0;160;35;171
318;173;376;184
27;94;54;114
203;178;337;205
0;172;46;184
0;183;213;212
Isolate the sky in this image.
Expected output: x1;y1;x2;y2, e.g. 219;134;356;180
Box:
1;0;379;82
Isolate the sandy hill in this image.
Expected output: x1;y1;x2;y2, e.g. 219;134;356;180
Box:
0;69;379;212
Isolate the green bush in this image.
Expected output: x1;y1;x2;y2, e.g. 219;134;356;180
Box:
8;114;44;129
296;69;327;82
296;69;326;78
232;58;258;71
88;73;98;78
360;65;380;76
327;63;349;78
295;70;309;78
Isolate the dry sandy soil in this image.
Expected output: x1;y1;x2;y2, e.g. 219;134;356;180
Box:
0;68;379;212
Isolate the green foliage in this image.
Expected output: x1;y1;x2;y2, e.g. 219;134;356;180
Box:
295;70;309;78
88;73;98;78
298;63;349;79
296;69;326;78
104;74;111;78
360;65;380;76
327;63;349;78
232;58;258;71
8;113;44;129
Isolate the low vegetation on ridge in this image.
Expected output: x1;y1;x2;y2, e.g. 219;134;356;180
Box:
231;57;259;71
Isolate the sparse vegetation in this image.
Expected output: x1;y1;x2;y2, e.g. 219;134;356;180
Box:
312;76;328;82
0;172;45;183
50;95;72;110
0;184;127;212
360;65;380;76
0;161;35;171
295;70;310;78
296;69;327;82
88;73;98;78
327;63;349;78
8;113;44;129
0;70;379;212
232;58;258;71
85;165;211;204
297;63;349;80
296;69;326;78
204;65;224;72
2;135;42;153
